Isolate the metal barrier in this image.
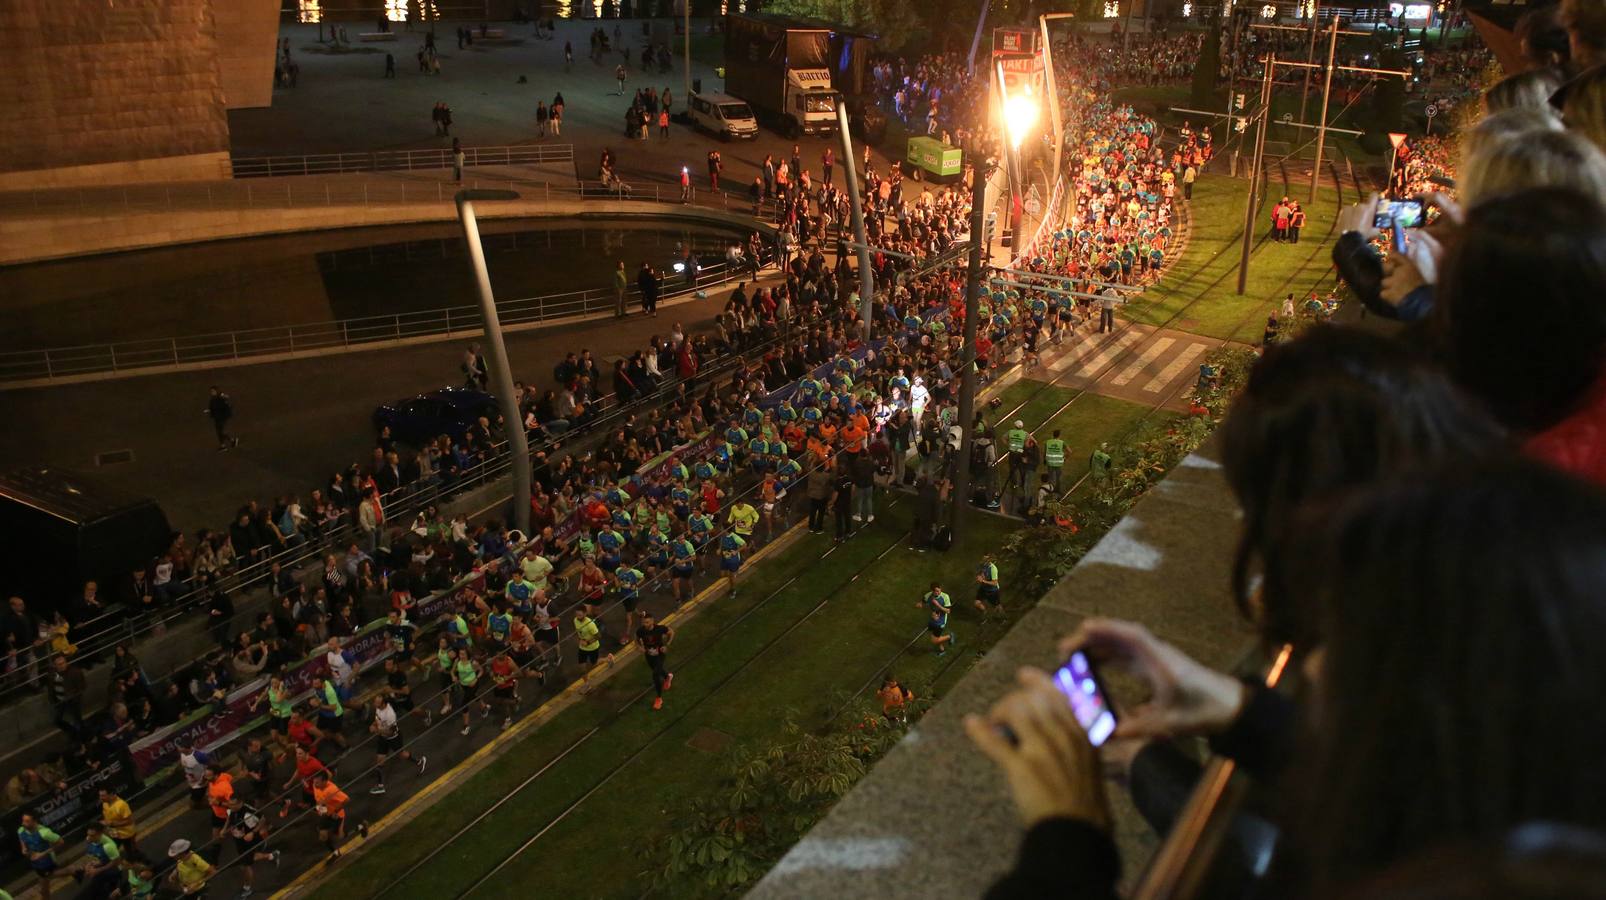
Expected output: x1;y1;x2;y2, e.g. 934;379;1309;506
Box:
0;251;767;383
229;143;575;178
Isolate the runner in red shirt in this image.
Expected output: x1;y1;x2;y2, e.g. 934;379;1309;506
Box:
280;746;329;818
489;651;520;730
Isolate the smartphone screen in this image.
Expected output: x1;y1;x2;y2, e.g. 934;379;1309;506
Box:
1052;650;1118;747
1373;199;1425;230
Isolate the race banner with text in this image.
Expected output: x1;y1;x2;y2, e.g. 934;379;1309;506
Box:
125;568;492;779
0;755;137;868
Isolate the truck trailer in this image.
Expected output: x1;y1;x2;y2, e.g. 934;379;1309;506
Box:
724;13;877;139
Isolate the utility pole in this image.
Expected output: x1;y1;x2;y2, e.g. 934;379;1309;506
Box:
950;159;990;542
835;101;875;340
1236;53;1274;296
455;189;531;536
682;0;692;106
1298;0;1319;126
1310;14;1338;201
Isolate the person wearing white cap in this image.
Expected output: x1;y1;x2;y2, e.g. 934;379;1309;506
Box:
1005;419;1031;506
166;838;213;895
909;376;929;427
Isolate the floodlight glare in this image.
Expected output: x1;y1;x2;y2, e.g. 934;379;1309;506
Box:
1003;90;1039;148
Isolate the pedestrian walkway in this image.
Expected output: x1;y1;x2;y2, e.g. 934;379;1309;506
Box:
1046;323;1226;411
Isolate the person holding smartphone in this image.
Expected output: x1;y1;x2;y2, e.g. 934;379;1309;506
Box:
964;619;1287;898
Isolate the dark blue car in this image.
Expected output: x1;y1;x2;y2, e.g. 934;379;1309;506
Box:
373;387;500;446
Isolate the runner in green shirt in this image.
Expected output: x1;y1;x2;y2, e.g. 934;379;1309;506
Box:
453;651;489;736
435;638;456;717
573;611;605;691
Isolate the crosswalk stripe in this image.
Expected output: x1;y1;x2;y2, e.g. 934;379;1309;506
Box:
1110;337;1175;386
1143;342;1209;393
1064;330;1142;377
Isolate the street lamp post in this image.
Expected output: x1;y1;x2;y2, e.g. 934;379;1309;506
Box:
835;101;875;340
953;70;1035;539
455;189;532;536
950;159;989;542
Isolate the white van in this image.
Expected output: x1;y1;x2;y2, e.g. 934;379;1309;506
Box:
689;92;759;141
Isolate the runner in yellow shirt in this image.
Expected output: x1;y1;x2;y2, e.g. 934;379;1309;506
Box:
165;839;213;895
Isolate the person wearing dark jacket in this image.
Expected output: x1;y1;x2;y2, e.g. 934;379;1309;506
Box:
637;263;659;316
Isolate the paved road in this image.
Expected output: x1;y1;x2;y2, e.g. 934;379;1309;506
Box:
0;280;765;532
234;20;903;202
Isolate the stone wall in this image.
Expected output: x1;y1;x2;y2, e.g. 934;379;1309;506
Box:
0;0;231;185
215;0;282;109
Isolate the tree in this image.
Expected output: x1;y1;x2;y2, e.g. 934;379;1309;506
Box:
1362;47;1407;153
1193;25;1222;110
762;0;929;52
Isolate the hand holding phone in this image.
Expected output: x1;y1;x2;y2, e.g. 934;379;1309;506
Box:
1052;650;1119;747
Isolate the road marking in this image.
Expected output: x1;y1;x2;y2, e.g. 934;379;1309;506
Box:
1142;342;1208;393
1110;337;1174;386
1066;331;1142;377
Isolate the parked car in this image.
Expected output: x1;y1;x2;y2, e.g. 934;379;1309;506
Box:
689;91;760;141
373;387;500;446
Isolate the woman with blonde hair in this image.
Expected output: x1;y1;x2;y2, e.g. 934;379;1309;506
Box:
1484;67;1565;114
1459;125;1606;207
1458;106;1565;176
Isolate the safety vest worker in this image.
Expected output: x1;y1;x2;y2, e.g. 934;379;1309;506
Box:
1006;420;1028;454
1045;436;1066;468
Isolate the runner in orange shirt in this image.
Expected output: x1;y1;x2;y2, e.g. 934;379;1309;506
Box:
311;772;349;857
205;765;235;839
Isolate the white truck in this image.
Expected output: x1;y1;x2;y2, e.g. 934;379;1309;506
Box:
725;13;875;139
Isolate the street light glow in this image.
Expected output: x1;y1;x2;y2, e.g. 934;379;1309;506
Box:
1003;88;1039;148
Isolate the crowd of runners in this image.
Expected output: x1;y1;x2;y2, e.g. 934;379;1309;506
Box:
0;22;1229;899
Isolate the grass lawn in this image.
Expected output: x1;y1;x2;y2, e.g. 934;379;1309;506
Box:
1127;173;1342;343
313;384;1153;900
314;507;1015;900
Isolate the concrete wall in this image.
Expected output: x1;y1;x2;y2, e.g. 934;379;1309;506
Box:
0;0;231;188
215;0;282;109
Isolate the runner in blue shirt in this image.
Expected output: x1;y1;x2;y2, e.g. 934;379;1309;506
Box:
919;581;954;655
718;532;747;598
597;527;626;574
669;528;697;604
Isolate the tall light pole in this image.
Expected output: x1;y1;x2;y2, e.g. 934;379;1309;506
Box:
950;158;989;542
455;189;531;536
1311;14;1339;202
682;0;692;105
953;69;1035;538
1236;53;1273;296
835;101;875;340
1039;13;1074;179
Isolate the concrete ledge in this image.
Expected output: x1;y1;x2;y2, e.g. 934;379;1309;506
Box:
0;152;233;192
749;447;1255;900
0;196;769;265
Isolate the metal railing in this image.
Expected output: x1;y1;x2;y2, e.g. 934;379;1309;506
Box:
230;143;574;178
0;174;770;218
0;252;767;384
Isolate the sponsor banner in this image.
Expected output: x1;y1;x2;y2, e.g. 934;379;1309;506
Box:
125;568;493;779
0;755;137;867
